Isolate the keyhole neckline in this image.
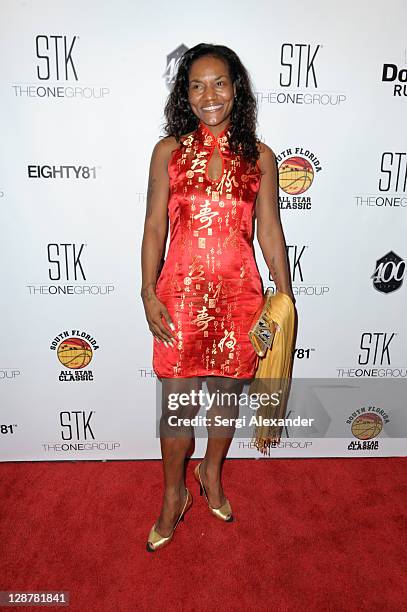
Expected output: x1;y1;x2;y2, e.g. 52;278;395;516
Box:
204;146;225;184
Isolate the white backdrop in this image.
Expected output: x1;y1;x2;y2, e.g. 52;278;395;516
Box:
1;0;406;461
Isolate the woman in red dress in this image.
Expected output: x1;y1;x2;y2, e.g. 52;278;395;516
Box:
141;43;294;551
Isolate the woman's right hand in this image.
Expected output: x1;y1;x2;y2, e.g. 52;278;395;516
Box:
141;289;176;346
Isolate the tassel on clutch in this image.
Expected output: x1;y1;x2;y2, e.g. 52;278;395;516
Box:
248;289;296;456
248;288;278;357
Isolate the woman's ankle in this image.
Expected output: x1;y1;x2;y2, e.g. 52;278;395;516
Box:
163;483;186;502
201;457;221;481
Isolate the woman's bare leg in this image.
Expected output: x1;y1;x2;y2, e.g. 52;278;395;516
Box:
154;376;203;536
200;376;251;508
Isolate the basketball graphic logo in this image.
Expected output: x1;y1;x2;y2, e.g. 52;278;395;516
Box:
351;413;383;440
279;156;314;195
57;338;93;369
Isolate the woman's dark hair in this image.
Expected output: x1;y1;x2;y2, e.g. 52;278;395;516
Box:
163;43;259;165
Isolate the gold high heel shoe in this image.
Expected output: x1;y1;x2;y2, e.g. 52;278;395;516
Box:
146;487;192;552
193;462;233;522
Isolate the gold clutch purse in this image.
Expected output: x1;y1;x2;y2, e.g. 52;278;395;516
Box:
248;288;277;357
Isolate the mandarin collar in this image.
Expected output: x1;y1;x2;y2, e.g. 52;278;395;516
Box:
196;120;231;146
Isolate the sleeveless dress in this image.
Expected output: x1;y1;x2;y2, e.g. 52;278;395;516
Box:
153;120;264;379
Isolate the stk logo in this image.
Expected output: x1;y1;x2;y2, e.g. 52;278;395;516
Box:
371;250;405;293
280;44;321;88
47;243;86;281
36;35;78;80
60;411;95;440
358;332;395;366
287;245;306;282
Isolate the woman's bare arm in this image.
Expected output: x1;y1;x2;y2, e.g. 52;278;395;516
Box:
255;143;295;302
141;139;170;298
140;138;177;344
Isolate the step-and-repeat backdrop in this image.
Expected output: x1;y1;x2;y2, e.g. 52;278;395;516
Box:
1;0;406;461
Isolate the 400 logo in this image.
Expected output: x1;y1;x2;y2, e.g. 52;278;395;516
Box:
50;330;100;381
346;405;390;451
371;251;405;294
163;44;188;90
277;148;322;210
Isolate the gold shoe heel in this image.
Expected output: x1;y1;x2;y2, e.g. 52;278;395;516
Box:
146;487;192;552
194;462;233;522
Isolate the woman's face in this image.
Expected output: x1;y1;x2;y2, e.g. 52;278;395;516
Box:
188;55;236;131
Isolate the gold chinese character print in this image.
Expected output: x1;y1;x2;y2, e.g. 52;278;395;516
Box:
153;120;264;378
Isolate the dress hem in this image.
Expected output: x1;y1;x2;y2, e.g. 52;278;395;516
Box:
153;370;256;380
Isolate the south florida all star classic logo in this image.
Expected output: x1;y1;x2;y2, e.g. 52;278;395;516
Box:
277;147;323;211
345;405;390;451
50;330;100;381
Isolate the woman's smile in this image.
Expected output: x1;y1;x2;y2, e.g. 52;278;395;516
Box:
201;104;223;112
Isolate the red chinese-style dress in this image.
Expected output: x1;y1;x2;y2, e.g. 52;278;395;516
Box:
153;119;264;379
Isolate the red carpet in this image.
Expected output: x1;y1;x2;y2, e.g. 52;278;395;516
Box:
1;457;406;611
